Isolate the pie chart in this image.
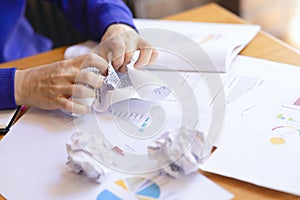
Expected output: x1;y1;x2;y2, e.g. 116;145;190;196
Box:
97;177;161;200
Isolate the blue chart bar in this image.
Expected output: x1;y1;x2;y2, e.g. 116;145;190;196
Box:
136;183;160;198
96;189;122;200
98;177;161;199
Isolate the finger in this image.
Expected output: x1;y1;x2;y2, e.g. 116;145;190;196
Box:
149;48;158;64
75;70;104;88
59;98;90;115
65;84;95;98
134;39;155;67
134;47;153;68
119;65;127;74
119;51;135;73
99;40;111;62
111;43;126;71
73;53;108;74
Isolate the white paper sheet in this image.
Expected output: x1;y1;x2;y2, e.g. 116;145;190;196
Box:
0;110;15;128
0;108;233;200
201;56;300;196
133;19;260;72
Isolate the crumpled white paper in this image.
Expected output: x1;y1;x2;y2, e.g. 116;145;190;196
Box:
66;127;209;182
148;127;208;178
93;60;170;113
66;130;110;183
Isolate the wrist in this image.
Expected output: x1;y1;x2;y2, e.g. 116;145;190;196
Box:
14;70;26;105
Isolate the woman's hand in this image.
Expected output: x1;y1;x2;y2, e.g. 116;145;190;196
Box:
99;24;157;73
14;53;108;114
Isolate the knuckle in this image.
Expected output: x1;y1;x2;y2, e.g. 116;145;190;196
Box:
61;100;71;111
110;41;120;50
47;84;60;98
112;59;122;69
124;53;133;63
56;60;67;68
85;53;97;62
109;38;124;51
74;85;86;96
126;51;134;57
139;39;151;48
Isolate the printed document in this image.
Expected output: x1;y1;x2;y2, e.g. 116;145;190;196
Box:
201;56;300;196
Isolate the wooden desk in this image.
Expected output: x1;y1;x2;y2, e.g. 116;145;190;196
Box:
0;3;300;200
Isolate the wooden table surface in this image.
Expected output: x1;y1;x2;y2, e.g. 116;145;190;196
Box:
1;3;300;200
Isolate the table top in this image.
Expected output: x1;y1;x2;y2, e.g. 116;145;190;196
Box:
1;3;300;200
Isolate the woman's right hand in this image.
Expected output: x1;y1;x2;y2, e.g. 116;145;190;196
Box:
14;53;108;114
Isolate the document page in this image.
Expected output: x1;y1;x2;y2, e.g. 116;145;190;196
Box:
0;110;15;128
0;108;233;200
201;56;300;196
133;19;260;72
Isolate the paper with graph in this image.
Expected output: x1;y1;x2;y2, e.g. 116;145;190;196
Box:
94;171;233;200
0;108;233;200
201;56;300;196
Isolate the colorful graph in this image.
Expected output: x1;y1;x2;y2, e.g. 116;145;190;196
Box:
270;125;300;145
97;177;161;200
97;189;122;200
276;114;296;123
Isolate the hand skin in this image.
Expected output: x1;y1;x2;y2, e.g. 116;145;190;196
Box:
14;53;108;114
99;24;158;73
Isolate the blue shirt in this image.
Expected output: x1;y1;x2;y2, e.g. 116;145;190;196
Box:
0;0;135;109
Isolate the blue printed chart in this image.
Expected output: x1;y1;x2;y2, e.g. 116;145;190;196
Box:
97;177;161;200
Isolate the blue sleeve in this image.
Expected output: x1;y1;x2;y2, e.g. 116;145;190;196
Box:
49;0;136;41
0;68;17;109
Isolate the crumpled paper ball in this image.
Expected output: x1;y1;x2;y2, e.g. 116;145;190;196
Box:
148;127;208;178
66;130;110;183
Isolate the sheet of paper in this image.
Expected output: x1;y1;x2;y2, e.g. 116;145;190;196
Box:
0;108;233;200
64;19;260;72
133;19;260;72
94;171;233;200
201;56;300;196
0;110;15;128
